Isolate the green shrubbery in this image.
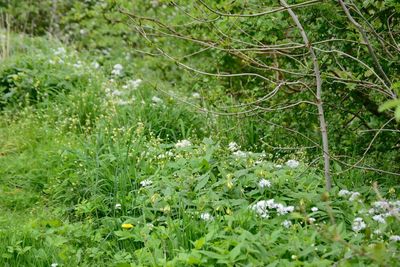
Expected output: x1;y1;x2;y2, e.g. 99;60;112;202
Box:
0;35;399;266
1;1;400;266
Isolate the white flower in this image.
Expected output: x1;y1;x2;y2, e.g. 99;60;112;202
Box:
389;235;400;242
73;61;83;68
349;192;361;202
115;203;122;209
126;79;142;90
259;179;271;188
308;217;316;223
116;99;130;106
91;61;100;69
338;189;350;197
282;220;292;228
228;142;239;152
151;96;163;104
232;150;247;158
372;214;386;224
140;179;153;187
251;201;270;218
192;92;201;98
111;64;123;76
276;205;294;216
373;200;390;210
286;159;299;168
311;207;318;212
373;229;382;235
352;217;366;232
111;90;123;96
200;212;214;221
175;139;192;148
275;164;282;168
51;264;58;267
54;47;66;56
79;29;86;35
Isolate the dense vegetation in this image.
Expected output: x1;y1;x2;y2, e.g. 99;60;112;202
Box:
0;1;399;266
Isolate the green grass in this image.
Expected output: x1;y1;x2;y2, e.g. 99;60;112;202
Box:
0;34;399;266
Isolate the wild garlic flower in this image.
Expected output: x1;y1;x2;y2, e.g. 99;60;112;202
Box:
140;179;153;187
251;199;294;218
192;92;201;98
311;207;318;212
372;214;386;224
258;179;271;188
200;212;214;222
389;235;400;242
228;142;239;152
91;61;100;69
151;96;163;104
232;150;247;158
352;217;366;232
54;47;66;56
111;64;123;76
338;189;350;197
175;139;192;148
286;159;300;168
349;192;361;202
308;217;316;223
251;201;270;218
282;220;292;228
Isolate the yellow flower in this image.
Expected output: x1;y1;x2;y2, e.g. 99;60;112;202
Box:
121;223;134;230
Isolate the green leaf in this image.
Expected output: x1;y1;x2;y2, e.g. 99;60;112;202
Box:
193;237;206;250
378;99;400;112
395;106;400;121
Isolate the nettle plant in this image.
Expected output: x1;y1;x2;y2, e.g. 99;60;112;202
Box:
121;0;400;190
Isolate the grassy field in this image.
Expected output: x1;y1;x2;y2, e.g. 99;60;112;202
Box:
0;34;399;266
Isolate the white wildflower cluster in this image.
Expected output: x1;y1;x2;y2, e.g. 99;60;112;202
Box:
175;139;192;148
251;199;295;219
368;200;400;224
352;217;366;232
338;189;361;202
286;159;300;168
389;235;400;242
54;47;66;56
311;207;319;212
50;47;68;65
192;92;201;98
111;63;123;76
228;142;239;152
228;141;249;158
157;151;174;159
140;179;153;187
232;150;247;158
151;96;163;105
200;212;214;222
281;220;292;228
73;60;83;69
258;179;271;188
122;79;142;90
91;61;100;69
103;77;141;106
